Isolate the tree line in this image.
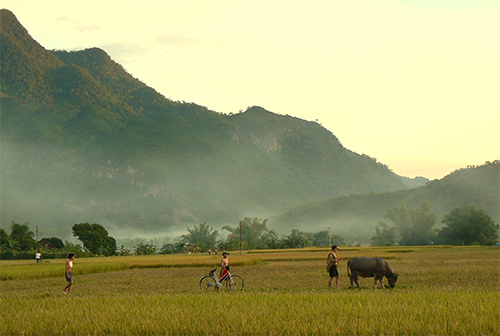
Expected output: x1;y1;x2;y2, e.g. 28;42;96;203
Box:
0;221;86;259
370;202;499;246
159;218;347;255
0;219;346;259
162;203;498;253
1;204;497;259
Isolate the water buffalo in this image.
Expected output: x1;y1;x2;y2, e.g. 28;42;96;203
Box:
347;257;398;289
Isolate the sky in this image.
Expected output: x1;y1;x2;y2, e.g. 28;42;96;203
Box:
3;0;499;180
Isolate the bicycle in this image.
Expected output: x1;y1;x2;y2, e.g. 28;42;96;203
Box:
199;268;244;291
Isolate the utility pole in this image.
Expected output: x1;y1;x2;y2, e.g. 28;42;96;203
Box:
239;221;243;255
36;225;39;252
328;227;331;246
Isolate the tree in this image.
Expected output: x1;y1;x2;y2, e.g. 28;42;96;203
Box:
383;203;411;245
371;222;397;246
181;222;219;251
312;230;330;247
72;223;117;256
439;206;499;245
383;201;437;245
312;230;346;247
118;245;130;256
408;200;438;245
222;217;270;249
0;228;10;250
10;221;36;251
160;243;175;254
62;241;82;252
259;229;280;249
330;234;346;247
280;229;310;248
159;240;187;254
0;227;19;251
134;243;156;255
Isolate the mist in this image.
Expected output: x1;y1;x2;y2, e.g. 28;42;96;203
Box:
3;8;497;249
0;141;283;243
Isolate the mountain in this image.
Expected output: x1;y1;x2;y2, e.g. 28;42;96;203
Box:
0;9;426;240
269;161;499;243
398;176;429;189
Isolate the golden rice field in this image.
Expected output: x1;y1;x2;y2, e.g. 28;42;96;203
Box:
1;246;499;335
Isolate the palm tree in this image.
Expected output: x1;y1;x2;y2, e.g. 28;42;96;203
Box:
1;236;21;251
10;221;35;251
181;223;219;252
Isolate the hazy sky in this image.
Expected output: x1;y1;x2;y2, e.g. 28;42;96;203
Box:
3;0;499;179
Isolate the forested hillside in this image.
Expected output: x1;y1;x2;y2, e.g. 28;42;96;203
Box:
1;9;412;240
269;161;499;243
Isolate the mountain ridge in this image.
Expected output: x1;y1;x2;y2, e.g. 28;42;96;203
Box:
269;161;499;242
7;9;491;243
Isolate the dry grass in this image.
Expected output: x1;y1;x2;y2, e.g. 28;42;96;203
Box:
1;246;499;335
0;253;262;280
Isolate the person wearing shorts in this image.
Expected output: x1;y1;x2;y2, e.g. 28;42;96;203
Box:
327;245;342;289
35;251;42;263
63;253;75;294
219;251;230;282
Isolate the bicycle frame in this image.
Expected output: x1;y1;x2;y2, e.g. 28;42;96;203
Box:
200;268;244;291
208;268;231;287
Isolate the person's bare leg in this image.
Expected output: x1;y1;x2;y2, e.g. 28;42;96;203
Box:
63;281;73;294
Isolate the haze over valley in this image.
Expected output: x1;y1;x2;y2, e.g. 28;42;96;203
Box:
1;9;498;244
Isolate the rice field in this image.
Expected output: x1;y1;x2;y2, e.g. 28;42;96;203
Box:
1;246;499;335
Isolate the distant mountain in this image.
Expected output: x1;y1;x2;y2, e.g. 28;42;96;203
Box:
0;9;445;241
269;161;499;243
398;176;429;189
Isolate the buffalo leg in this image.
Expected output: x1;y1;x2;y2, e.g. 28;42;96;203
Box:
374;276;385;289
350;275;361;289
354;275;361;289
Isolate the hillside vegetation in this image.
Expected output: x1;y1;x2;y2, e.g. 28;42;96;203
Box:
0;9;414;240
269;161;499;242
1;9;496;244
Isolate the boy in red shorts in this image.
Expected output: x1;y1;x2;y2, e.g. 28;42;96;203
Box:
220;251;230;282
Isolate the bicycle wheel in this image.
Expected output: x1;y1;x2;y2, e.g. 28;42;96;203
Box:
200;275;218;291
226;274;244;291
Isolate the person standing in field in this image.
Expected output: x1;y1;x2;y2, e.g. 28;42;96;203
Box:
220;251;230;281
35;251;42;263
327;245;342;289
216;250;231;290
62;253;75;294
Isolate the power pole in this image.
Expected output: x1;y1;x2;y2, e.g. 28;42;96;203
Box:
36;225;39;252
328;227;331;246
239;221;243;255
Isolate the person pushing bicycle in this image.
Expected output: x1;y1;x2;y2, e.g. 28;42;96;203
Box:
219;251;230;282
199;250;244;291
